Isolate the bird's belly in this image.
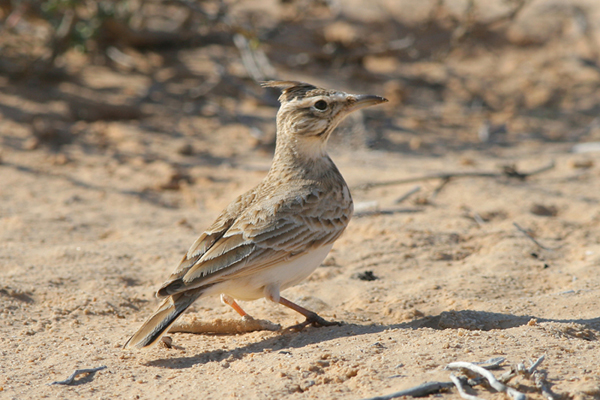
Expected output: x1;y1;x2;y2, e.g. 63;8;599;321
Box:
211;244;334;301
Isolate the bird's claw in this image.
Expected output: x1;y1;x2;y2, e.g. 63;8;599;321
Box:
284;313;341;332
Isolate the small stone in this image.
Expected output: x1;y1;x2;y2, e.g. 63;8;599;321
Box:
160;336;173;348
177;143;194;156
570;159;594;169
51;154;70;166
530;204;558;217
352;270;379;281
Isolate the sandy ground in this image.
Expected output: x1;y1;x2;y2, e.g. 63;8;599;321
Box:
2;0;600;399
2;129;599;399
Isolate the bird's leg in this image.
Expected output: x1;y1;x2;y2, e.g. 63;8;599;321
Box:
278;296;341;332
220;294;248;317
221;294;281;331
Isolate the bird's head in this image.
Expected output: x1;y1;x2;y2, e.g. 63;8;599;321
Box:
263;81;387;159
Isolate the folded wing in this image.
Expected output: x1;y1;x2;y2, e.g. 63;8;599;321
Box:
157;185;350;297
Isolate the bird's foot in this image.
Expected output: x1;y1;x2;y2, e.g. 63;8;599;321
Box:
285;312;341;332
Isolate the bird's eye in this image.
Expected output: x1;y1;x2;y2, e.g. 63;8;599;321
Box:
313;100;328;111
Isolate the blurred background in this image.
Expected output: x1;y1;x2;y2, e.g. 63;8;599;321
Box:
1;0;600;178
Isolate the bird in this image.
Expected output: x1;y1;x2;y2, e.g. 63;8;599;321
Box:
124;81;387;349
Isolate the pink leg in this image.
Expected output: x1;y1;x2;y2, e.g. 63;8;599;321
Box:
220;294;248;317
278;296;341;331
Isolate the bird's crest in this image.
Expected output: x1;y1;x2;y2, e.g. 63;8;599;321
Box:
261;80;319;102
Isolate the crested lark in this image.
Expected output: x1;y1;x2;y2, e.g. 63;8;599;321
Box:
124;81;387;349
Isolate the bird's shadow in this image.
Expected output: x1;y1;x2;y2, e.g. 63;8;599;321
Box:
144;310;600;369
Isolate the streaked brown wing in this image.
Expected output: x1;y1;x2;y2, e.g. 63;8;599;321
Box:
156;191;256;296
157;185;350;297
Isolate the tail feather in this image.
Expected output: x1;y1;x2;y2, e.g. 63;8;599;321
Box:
124;289;204;349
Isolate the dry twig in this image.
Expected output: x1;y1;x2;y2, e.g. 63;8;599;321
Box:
354;207;423;218
395;185;421;204
346;36;415;59
450;374;485;400
430;177;451;200
364;356;554;400
498;368;518;384
473;357;506;369
527;355;546;375
360;357;504;400
513;223;561;251
356;161;555;191
534;370;556;400
360;381;454;400
446;362;526;400
233;33;276;82
49;366;107;385
473;212;486;227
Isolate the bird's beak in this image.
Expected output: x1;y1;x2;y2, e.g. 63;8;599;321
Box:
347;94;388;112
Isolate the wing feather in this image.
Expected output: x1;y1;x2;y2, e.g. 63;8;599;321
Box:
256;224;310;249
201;234;251;260
250;220;298;242
157;181;352;298
183;243;255;282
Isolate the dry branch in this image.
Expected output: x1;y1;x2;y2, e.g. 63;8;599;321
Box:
534;371;556;400
450;374;485;400
345;36;415;59
49;366;107;385
430;177;451;200
360;357;504;400
353;207;423;218
527;355;545;375
473;212;486;227
513;223;561;251
394;185;421;204
361;356;559;400
474;357;506;369
233;33;277;81
446;362;526;400
360;381;454;400
356;161;555;191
